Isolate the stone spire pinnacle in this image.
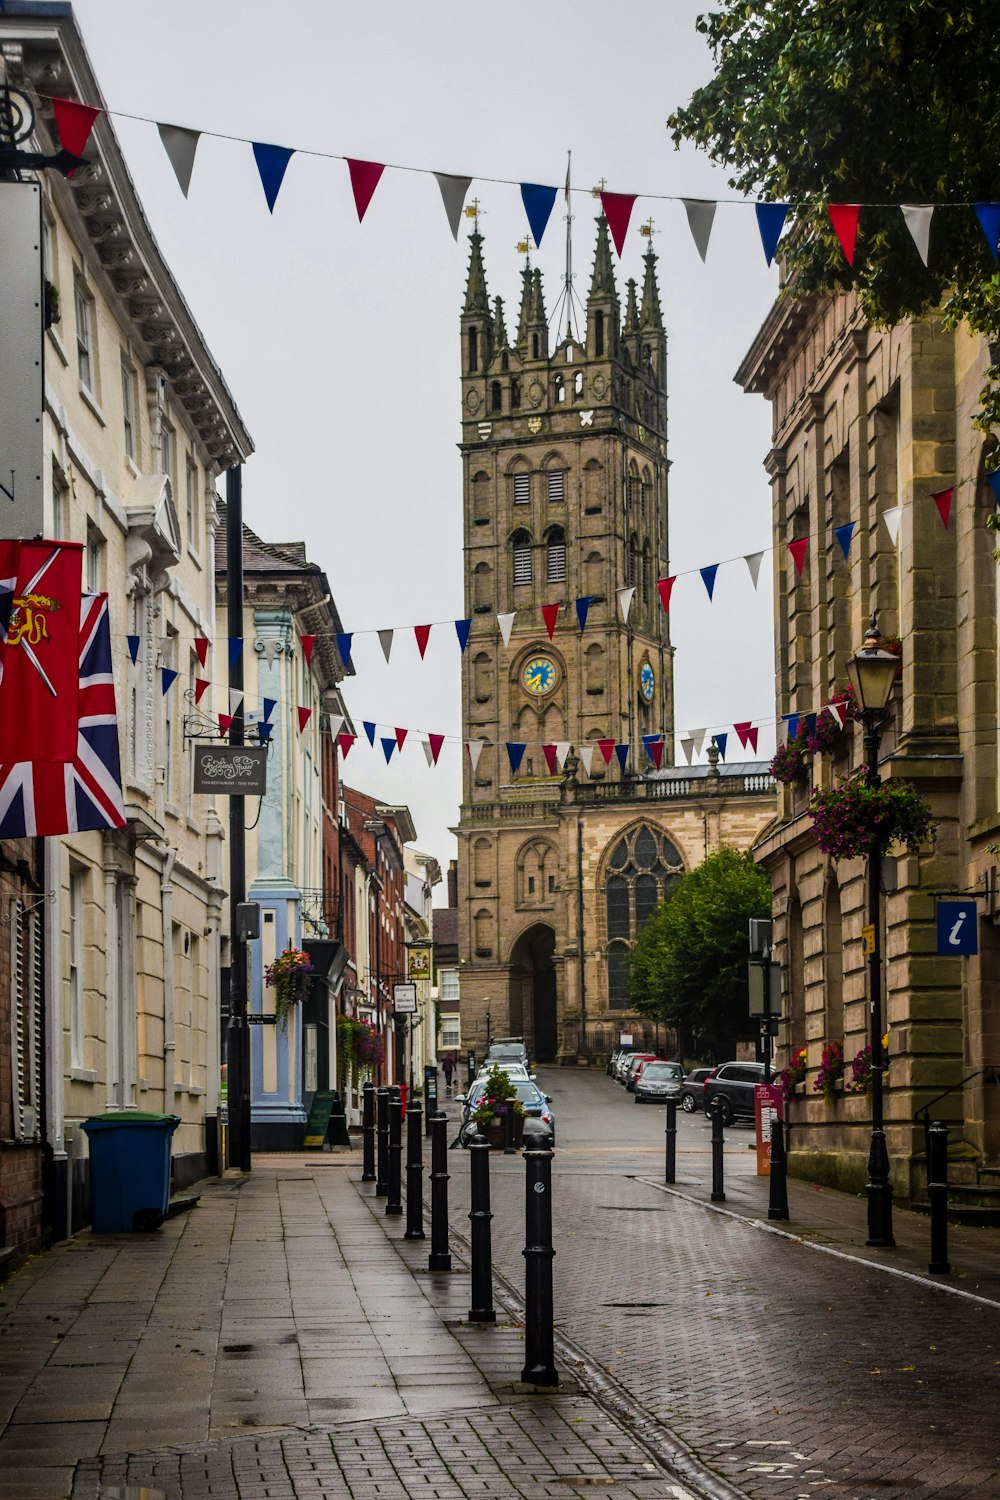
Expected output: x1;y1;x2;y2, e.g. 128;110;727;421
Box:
531;267;547;326
516;260;533;345
588;215;618;302
463;231;490;317
640;247;663;330
493;295;508;348
624;279;640;333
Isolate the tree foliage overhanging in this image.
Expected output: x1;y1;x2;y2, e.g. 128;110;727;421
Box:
668;0;1000;427
628;846;771;1060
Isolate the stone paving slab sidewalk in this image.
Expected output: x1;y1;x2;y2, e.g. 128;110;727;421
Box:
0;1160;721;1500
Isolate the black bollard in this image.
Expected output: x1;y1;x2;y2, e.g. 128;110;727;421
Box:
386;1091;403;1216
361;1081;376;1183
375;1086;390;1197
521;1120;558;1386
768;1115;789;1220
928;1120;950;1276
710;1098;726;1203
404;1101;425;1240
664;1096;677;1184
503;1101;517;1155
467;1134;496;1322
428;1110;452;1272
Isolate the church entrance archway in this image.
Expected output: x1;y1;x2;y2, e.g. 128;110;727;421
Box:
509;924;557;1063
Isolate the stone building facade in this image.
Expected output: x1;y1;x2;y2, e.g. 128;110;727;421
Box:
737;288;1000;1198
456;222;776;1062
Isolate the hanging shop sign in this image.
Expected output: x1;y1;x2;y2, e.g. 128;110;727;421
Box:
192;743;267;796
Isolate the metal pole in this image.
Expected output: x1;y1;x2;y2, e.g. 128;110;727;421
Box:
361;1081;376;1182
710;1098;725;1203
503;1101;517;1155
225;465;251;1173
768;1115;789;1220
521;1122;558;1386
428;1111;452;1272
404;1101;425;1239
375;1086;389;1197
927;1120;950;1275
664;1096;677;1184
386;1091;403;1216
467;1135;496;1322
864;719;895;1248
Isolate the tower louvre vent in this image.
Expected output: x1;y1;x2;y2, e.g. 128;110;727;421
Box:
547;470;565;503
513;473;531;506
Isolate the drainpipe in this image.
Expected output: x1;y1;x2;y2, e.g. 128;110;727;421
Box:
577;817;587;1058
161;846;177;1104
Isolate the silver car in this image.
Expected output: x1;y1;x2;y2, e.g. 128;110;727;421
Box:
634;1060;684;1104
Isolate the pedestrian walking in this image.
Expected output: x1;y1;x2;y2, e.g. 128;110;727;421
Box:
442;1052;455;1094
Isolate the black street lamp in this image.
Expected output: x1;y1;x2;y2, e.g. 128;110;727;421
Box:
845;612;900;1249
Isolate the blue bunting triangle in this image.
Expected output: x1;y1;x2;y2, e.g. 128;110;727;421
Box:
614;743;629;772
805;713;817;738
755;202;789;267
520;182;558;247
160;668;178;695
987;471;1000;505
335;632;353;667
381;736;396;763
834;521;856;559
783;712;800;742
700;564;719;602
575;596;590;631
506;742;526;775
253;142;294;213
714;732;727;761
228;638;243;668
262;697;276;723
455;618;472;652
258;723;273;744
362;720;376;746
975;202;1000;261
127;634;140;664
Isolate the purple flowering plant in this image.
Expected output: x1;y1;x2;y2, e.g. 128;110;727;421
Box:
809;775;935;860
814;1040;845;1105
770;731;810;786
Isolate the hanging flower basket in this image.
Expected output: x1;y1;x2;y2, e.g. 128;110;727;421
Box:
265;947;315;1030
847;1034;890;1096
770;733;810;786
814;1040;844;1105
776;1045;808;1103
808;776;936;860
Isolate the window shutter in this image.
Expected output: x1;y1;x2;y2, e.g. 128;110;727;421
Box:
513;543;532;585
546;538;566;583
513;473;530;505
547;470;565;503
10;900;41;1141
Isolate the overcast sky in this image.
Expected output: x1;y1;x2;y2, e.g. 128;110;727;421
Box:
70;0;778;893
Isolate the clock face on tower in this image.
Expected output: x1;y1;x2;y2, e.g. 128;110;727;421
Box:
639;660;655;703
522;655;559;697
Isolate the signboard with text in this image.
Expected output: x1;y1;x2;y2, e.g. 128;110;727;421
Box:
393;982;417;1015
193;744;268;796
0;183;43;537
754;1083;784;1177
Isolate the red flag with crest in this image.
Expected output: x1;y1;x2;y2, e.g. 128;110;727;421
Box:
0;542;84;762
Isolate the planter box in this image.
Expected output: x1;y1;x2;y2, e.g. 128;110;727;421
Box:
480;1110;524;1149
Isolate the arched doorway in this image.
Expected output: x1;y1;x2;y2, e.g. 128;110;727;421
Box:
509;924;558;1062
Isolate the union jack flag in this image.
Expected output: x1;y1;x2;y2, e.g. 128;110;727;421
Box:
0;592;126;837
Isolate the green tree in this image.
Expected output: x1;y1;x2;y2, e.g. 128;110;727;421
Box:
628;846;771;1060
668;0;1000;428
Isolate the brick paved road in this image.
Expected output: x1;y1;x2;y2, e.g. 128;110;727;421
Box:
448;1067;1000;1500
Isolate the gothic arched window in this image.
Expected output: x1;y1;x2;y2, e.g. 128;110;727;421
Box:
511;377;521;409
595;310;605;357
512;529;532;587
555;373;566;404
546;527;566;584
468;327;478;373
603;827;685;1009
491;381;502;413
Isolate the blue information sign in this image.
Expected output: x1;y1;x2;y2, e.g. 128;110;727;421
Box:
936;901;978;956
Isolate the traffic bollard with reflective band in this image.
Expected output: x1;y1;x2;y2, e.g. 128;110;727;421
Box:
375;1086;390;1196
710;1098;726;1203
467;1135;496;1322
664;1096;677;1184
928;1120;951;1276
521;1120;558;1386
361;1081;376;1183
386;1092;403;1216
404;1101;425;1239
428;1110;452;1272
768;1115;789;1220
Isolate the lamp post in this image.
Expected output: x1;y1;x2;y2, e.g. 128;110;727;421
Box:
845;612;900;1249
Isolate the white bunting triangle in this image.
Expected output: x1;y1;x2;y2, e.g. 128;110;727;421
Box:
826;701;844;729
423;740;436;768
378;629;393;663
435;172;473;240
680;737;695;766
690;729;706;758
228;688;244;715
327;714;344;741
901;204;934;268
555;741;571;771
578;745;596;777
263;639;278;667
682;198;717;262
158;124;200;198
882;505;903;546
497;611;516;647
744;551;765;590
467;738;486;772
618;586;635;623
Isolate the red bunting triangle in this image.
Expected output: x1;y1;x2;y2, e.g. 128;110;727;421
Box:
828;204;861;266
194;677;211;705
217;714;233;738
931;486;953;529
541;603;560;639
194;636;209;667
337;732;356;757
395;726;408;750
347;159;385;221
297;706;312;734
647;739;664;769
734;721;759;752
788;538;808;577
542;744;559;775
300;634;316;666
601;191;637;257
414;624;432;659
428;732;445;765
597;738;616;766
656;576;676;613
52;98;100;157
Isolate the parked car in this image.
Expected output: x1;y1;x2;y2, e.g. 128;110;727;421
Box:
634;1060;684;1104
702;1061;770;1124
624;1053;658;1092
614;1050;636;1082
679;1066;714;1113
607;1044;633;1077
476;1061;532;1083
457;1077;555;1145
485;1037;530;1070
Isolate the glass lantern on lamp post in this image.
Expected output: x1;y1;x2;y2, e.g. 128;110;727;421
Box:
845;612;899;1248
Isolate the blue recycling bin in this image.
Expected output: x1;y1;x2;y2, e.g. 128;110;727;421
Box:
81;1112;181;1233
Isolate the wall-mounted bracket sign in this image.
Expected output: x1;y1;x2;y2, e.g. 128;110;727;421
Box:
936;900;978;957
393;982;417;1015
193;744;267;796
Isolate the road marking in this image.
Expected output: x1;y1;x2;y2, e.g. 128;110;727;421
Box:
635;1177;1000;1310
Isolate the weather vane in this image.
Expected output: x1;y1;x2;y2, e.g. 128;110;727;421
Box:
639;217;656;241
465;197;484;232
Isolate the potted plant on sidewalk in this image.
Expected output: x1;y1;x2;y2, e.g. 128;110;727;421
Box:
471;1064;526;1148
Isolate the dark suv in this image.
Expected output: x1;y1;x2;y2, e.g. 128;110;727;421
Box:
702;1061;769;1124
